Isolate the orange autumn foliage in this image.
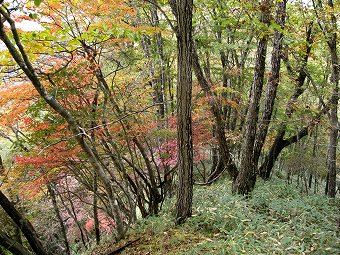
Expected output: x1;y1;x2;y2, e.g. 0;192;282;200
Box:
0;81;39;127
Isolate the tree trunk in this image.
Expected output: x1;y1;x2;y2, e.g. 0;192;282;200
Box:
259;127;309;179
309;127;318;190
314;176;318;194
150;0;167;118
253;0;287;168
0;230;32;255
233;0;271;195
192;45;238;180
0;190;48;255
141;33;166;119
325;0;338;198
259;22;314;179
325;173;329;195
0;155;4;175
93;172;101;245
170;0;194;224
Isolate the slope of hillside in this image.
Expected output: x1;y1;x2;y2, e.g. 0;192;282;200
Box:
87;178;340;255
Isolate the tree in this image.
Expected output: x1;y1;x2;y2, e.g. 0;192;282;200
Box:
259;21;314;179
0;1;134;241
0;230;32;255
320;0;339;198
232;0;272;195
169;0;194;224
0;190;48;255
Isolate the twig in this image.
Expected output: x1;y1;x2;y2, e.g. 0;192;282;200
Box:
194;167;227;186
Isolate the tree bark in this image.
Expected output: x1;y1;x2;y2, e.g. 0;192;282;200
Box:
325;0;338;198
170;0;194;224
0;190;48;255
0;156;4;175
93;172;101;245
233;0;271;195
150;0;167;118
260;126;309;179
253;0;287;168
0;230;32;255
259;22;314;179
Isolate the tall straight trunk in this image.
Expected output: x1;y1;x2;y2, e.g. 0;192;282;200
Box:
141;34;165;119
327;88;338;198
140;1;167;119
0;190;48;255
233;0;271;195
253;0;287;167
170;0;194;224
90;95;101;244
325;0;338;198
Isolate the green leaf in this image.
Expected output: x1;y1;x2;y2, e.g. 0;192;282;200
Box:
34;0;43;6
270;21;283;33
29;13;38;19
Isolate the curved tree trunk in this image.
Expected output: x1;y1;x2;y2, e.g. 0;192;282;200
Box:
259;22;314;179
233;0;271;195
192;45;238;180
259;127;309;179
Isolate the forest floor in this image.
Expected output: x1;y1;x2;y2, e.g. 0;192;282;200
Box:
87;177;340;255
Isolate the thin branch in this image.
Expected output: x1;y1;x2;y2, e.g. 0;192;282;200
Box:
303;68;331;119
144;0;177;34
